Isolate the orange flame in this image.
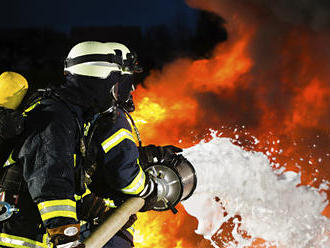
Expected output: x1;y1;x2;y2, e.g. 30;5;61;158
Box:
134;205;208;248
132;0;330;247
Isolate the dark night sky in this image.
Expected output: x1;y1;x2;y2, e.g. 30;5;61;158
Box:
0;0;198;32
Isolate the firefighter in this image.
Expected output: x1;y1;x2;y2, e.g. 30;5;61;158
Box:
0;41;159;248
79;43;183;248
0;72;28;167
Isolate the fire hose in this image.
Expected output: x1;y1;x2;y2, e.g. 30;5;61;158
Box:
83;154;197;248
84;197;145;248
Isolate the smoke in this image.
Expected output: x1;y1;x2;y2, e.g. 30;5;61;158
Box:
183;0;330;139
186;0;330;30
134;0;330;171
255;0;330;30
195;89;262;128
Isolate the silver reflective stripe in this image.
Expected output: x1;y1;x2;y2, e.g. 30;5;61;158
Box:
37;199;77;221
5;160;12;166
57;240;81;248
38;205;76;216
0;236;46;248
4;152;15;167
121;171;146;194
104;198;117;208
101;129;135;153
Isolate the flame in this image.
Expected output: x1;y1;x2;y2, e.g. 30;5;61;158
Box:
289;78;330;129
132;77;199;146
134;205;207;248
132;0;330;247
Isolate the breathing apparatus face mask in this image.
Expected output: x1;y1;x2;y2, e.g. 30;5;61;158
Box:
111;74;135;103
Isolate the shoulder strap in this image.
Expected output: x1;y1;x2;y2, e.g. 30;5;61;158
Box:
32;89;88;194
47;90;89;194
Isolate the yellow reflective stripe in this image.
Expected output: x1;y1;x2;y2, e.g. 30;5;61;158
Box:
84;122;91;136
37;199;77;222
39;211;77;222
104;198;117;208
82;187;91;198
4;151;15;167
101;128;135;153
120;166;146;195
22;101;41;117
126;222;136;237
0;233;49;248
73;154;77;167
80;220;87;226
125;113;139;144
74;185;91;201
126;226;135;236
42;234;51;247
38;199;76;209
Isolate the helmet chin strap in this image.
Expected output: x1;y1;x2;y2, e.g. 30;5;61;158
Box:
101;87;117;115
110;81;136;103
106;84;141;146
122;107;142;147
102;105;116;115
110;84;118;101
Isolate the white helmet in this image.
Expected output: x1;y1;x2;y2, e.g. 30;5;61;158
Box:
104;42;138;75
64;41;141;79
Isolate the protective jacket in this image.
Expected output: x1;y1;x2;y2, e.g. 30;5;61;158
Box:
89;108;145;199
86;108;146;247
0;74;116;248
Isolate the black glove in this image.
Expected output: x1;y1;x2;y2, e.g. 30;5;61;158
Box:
138;145;182;168
139;174;158;212
122;214;138;229
77;193;108;223
47;223;85;248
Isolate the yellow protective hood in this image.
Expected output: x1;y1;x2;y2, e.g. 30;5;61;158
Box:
0;72;28;110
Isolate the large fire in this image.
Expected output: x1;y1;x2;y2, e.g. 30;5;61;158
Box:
131;0;330;247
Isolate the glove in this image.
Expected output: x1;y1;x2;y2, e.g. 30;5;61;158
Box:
47;223;85;248
139;174;158;212
77;193;108;223
138;145;182;168
122;214;137;229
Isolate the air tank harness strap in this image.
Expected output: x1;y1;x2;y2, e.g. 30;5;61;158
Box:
122;108;142;147
32;89;88;195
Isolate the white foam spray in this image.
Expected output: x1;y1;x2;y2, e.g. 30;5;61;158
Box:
182;134;330;248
